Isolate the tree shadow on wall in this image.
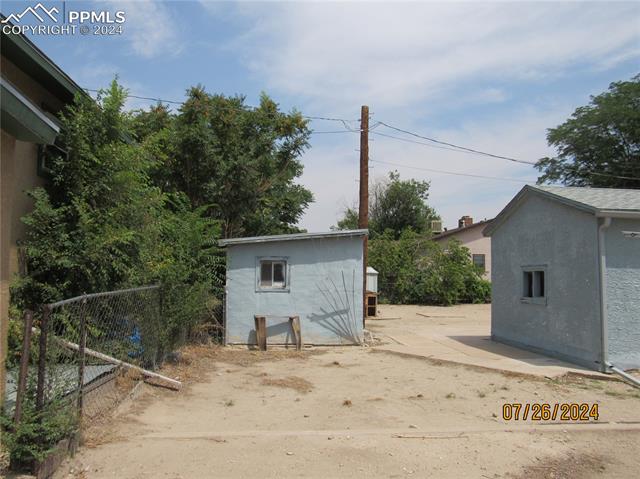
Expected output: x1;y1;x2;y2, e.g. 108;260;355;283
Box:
308;269;362;344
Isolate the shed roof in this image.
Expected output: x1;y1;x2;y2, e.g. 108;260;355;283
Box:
218;229;368;247
484;185;640;236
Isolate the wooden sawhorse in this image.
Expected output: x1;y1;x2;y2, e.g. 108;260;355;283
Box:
254;315;302;351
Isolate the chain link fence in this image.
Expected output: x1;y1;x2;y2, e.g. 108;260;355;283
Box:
12;285;177;436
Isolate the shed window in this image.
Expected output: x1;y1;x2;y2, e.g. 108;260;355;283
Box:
472;254;486;272
259;260;287;289
523;270;545;298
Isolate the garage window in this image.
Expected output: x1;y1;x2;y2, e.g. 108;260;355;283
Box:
259;259;287;290
522;267;546;304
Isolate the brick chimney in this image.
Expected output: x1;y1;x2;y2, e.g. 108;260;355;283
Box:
458;215;473;228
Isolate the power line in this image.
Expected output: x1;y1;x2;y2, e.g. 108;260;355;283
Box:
85;88;184;105
375;121;638;181
311;130;359;135
82;88;636;182
370;158;534;184
377;121;537;165
84;87;376;137
86;87;378;138
85;88;359;125
372;131;494;156
303;115;359;122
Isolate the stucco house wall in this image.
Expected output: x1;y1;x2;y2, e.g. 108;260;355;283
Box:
604;218;640;369
1;64;49;406
490;194;602;369
224;235;364;346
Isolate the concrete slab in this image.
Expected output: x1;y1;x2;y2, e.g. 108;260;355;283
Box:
367;304;609;379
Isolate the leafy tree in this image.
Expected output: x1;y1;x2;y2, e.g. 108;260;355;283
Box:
335;171;439;238
334;207;358;230
130;103;175;189
536;75;640;188
133;87;313;238
368;231;490;306
367;229;428;303
12;81;156;306
11;81;223;334
371;171;439;237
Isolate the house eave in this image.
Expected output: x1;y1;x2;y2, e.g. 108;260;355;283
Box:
1;18;86;104
1;76;60;144
595;210;640;219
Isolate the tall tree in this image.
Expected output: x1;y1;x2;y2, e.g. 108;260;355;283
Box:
13;81;223;319
134;87;313;238
14;81;159;303
335;171;439;238
535;75;640;188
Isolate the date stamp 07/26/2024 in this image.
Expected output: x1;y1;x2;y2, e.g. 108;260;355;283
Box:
502;403;600;421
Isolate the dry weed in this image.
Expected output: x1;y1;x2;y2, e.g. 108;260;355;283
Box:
508;452;607;479
261;376;314;394
159;344;324;387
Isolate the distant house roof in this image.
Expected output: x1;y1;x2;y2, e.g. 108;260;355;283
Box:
484;185;640;236
219;229;368;247
432;219;493;241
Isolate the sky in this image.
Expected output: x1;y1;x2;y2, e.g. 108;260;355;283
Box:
3;0;639;230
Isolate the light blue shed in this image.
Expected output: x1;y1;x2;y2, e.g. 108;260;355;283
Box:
219;230;367;346
484;186;640;372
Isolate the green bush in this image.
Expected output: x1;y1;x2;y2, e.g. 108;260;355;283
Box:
10;82;225;351
369;230;491;306
1;394;77;467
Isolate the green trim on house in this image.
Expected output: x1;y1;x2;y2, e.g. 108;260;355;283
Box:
1;77;60;144
1;18;86;104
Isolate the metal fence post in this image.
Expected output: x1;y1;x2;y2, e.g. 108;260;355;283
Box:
77;297;87;417
13;310;33;424
158;286;163;367
35;305;50;411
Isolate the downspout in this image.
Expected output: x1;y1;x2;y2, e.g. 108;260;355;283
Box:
597;217;612;373
606;362;640;388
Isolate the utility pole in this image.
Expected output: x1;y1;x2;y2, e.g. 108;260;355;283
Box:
358;105;369;326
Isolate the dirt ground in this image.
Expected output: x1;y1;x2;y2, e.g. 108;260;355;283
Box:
52;339;640;479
